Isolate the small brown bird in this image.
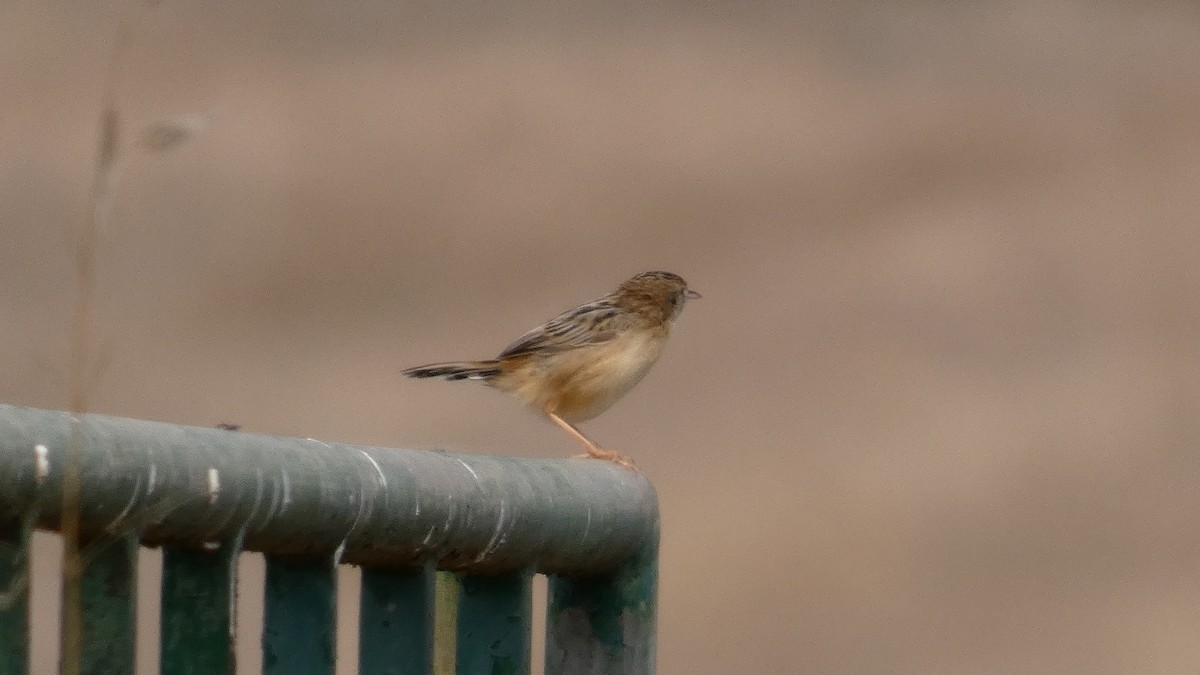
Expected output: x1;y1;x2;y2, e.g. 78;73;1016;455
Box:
403;271;700;469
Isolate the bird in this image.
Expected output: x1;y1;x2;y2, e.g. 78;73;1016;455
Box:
402;271;700;469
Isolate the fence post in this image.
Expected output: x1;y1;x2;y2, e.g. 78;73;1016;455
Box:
75;533;139;673
263;555;338;674
0;519;30;675
545;521;658;675
160;544;238;674
456;571;533;675
358;561;436;675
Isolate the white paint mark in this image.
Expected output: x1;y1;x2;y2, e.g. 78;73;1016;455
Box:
202;541;220;551
360;451;387;488
207;468;220;504
581;505;593;541
475;499;508;563
454;458;481;483
345;486;374;544
261;472;282;523
146;464;157;495
247;468;265;522
421;526;436;545
279;471;292;510
33;444;49;484
111;476;142;526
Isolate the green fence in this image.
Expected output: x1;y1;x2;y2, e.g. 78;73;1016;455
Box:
0;403;658;674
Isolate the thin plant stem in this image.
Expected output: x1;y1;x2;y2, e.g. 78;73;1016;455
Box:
59;2;152;672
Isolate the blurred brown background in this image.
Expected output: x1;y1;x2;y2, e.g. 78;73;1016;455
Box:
5;1;1200;673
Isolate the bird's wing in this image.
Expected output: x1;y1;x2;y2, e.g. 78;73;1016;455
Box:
496;300;629;359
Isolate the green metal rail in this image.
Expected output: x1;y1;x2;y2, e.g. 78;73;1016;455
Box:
0;403;658;674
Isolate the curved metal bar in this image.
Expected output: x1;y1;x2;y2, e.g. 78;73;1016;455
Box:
0;403;658;575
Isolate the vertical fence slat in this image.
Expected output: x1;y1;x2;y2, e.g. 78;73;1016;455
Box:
0;522;29;675
262;555;336;675
545;524;659;675
75;533;138;674
358;563;434;675
433;571;458;675
160;545;237;674
455;572;531;675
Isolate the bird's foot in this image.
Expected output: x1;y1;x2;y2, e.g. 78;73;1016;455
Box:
573;446;639;471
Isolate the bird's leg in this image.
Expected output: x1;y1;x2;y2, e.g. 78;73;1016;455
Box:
543;406;638;470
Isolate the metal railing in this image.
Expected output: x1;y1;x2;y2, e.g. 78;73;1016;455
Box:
0;403;658;674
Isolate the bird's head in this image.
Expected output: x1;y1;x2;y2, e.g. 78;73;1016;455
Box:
615;271;701;322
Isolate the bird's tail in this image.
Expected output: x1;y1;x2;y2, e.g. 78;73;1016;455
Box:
402;360;503;382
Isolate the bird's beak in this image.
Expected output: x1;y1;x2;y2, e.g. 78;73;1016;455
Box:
685;289;702;300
